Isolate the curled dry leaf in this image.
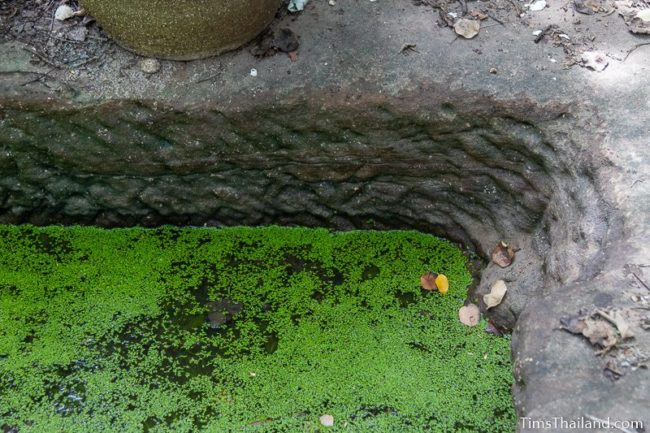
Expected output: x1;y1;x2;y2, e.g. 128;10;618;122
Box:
491;241;516;268
470;10;488;20
453;19;481;39
597;310;635;340
420;272;438;291
459;304;480;326
581;319;617;349
435;274;449;295
630;9;650;34
484;280;507;309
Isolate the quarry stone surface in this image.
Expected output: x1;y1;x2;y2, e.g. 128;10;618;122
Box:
1;0;649;431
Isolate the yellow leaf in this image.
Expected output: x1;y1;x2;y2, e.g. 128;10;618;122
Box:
435;274;449;295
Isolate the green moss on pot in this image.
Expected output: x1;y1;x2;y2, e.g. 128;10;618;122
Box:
79;0;282;60
0;225;515;432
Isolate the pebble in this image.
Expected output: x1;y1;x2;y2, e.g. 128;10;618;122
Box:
319;414;334;427
55;5;75;21
529;0;547;11
139;58;161;74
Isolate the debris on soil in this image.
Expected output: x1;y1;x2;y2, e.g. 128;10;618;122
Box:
459;304;481;326
629;9;650;34
581;51;608;71
559;307;646;379
484;280;507;309
485;319;504;336
491;241;517;268
573;0;608;14
454;18;481;39
251;29;300;59
400;43;419;55
319;414;334;427
616;1;650;34
138;58;161;74
275;28;300;53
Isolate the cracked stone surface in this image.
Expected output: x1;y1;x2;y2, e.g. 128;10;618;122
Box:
1;0;649;431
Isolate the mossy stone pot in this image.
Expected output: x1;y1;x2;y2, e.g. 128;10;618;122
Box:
79;0;282;60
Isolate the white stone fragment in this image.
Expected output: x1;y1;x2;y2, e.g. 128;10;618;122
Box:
55;5;75;21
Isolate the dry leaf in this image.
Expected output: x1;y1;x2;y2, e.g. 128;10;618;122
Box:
453;19;480;39
581;319;617;349
491;241;516;268
597;310;635;340
420;272;438;291
469;10;488;20
484;280;507;309
435;274;449;295
630;9;650;34
459;304;480;326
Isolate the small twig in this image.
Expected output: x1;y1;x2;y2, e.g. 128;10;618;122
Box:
480;23;504;29
21;46;66;69
584;414;636;433
507;0;523;14
20;67;56;86
69;56;99;69
623;42;650;62
632;272;650;292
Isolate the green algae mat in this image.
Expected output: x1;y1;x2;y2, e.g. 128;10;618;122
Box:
0;225;515;432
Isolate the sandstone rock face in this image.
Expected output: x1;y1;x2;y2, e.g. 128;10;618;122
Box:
79;0;282;60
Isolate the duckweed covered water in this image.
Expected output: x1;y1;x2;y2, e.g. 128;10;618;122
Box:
0;225;515;432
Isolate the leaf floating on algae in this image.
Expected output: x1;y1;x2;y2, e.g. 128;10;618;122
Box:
459;304;480;326
420;272;438;291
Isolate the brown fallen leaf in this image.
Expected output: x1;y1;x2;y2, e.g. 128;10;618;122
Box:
596;310;634;340
469;10;488;20
491;241;516;268
484;280;507;309
459;304;480;326
581;319;617;349
420;272;438;291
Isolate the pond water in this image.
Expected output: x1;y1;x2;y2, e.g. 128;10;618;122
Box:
0;225;515;432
